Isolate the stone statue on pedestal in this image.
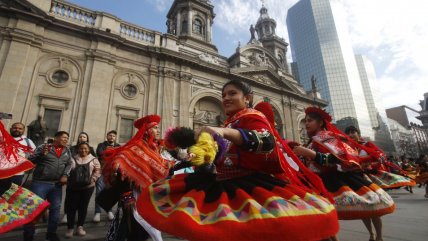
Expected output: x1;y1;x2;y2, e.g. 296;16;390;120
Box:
250;24;256;41
27;115;48;146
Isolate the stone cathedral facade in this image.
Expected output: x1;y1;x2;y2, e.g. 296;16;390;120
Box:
0;0;326;145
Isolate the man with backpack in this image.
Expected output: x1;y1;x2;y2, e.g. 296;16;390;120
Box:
24;131;72;241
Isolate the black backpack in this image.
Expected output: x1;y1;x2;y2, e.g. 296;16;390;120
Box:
69;158;95;187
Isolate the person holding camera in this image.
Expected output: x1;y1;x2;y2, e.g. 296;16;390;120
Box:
23;131;72;241
65;142;100;238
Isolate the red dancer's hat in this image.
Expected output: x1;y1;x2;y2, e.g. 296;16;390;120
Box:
134;115;161;130
305;107;332;123
254;101;275;126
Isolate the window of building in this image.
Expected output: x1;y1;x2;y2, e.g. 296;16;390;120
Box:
51;70;69;84
119;117;134;143
123;84;138;98
278;55;284;64
193;19;203;35
264;25;270;34
43;109;62;138
181;20;188;34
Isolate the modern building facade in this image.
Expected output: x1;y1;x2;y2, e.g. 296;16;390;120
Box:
386;106;422;127
287;0;373;139
355;55;394;153
417;92;428;128
386;105;428;156
387;118;419;158
0;0;325;145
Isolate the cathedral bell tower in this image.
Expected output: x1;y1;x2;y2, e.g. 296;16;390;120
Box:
254;3;289;72
166;0;217;53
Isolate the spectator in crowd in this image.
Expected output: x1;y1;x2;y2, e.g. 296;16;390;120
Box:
65;142;101;238
24;131;72;241
9;122;36;185
69;132;96;157
62;131;97;224
93;130;120;222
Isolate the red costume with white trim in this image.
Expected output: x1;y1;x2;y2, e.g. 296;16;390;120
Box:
0;121;49;234
135;108;339;241
304;107;395;220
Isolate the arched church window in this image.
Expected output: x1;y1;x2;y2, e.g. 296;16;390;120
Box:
193;19;203;35
264;25;270;34
181;20;188;34
278;55;284;64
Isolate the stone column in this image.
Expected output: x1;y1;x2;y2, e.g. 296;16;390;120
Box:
146;65;159;115
176;12;181;36
72;56;95;143
179;73;192;126
161;67;177;130
206;17;211;42
82;53;116;141
282;96;295;140
188;9;193;37
0;28;41;124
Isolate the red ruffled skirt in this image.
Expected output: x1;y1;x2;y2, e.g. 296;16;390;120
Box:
416;171;428;184
137;172;338;241
320;171;395;220
364;170;416;189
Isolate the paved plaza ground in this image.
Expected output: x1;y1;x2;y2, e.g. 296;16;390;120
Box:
2;186;427;241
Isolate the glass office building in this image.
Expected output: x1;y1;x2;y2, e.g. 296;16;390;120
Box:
287;0;373;139
355;55;395;152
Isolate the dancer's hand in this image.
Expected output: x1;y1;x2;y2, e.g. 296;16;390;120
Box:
293;146;316;160
196;126;224;139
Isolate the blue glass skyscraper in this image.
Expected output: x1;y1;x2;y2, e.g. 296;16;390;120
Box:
287;0;373;138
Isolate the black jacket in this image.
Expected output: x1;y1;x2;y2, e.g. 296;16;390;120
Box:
29;144;72;182
96;141;120;165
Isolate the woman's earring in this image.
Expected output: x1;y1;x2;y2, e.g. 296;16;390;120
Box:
245;101;249;108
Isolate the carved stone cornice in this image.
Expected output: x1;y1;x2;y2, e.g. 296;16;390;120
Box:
179;71;193;81
148;66;158;75
85;50;116;65
161;68;178;78
198;52;220;66
190;78;222;90
0;27;44;48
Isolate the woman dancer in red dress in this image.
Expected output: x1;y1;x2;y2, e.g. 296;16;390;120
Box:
135;80;339;241
293;107;395;241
